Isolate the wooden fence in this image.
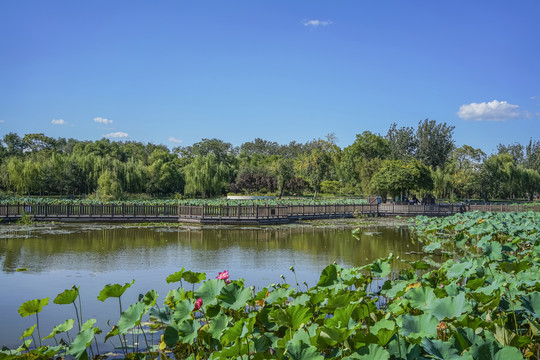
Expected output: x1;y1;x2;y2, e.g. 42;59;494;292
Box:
0;203;538;222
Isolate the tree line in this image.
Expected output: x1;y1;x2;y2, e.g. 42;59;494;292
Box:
1;119;539;201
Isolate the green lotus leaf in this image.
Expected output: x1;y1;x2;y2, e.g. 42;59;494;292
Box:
178;319;201;345
163;325;179;348
97;280;134;301
482;241;502;261
218;283;252;311
165;267;185;283
68;327;95;360
148;306;171;324
117;301;146;334
521;291;540;318
493;346;524;360
141;289;158;307
398;313;439;340
426;293;472;321
451;327;481;353
182;270;206;284
421;338;461;360
423;242;442;253
43;319;74;340
286;339;324;360
326;303;358;330
445;260;473;279
404;286;437;310
269;305;313;330
18;297;49;317
220;317;255;346
382;280;408;298
194;278;225;307
317;264;340;287
208;313;229;340
369;318;396;347
172;299;192;324
292;293;311;306
468;337;501;360
370;259;392;278
345;344;390;360
53;287;79;305
20;324;36;339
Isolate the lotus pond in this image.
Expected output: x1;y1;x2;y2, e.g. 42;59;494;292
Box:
1;212;539;359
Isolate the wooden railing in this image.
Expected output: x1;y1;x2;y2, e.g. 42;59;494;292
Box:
0;203;538;222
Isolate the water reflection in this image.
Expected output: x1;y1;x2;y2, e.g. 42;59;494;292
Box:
0;223;422;349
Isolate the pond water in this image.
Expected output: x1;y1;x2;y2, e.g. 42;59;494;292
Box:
0;221;422;350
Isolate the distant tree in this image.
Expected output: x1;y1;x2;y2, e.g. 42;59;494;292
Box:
240;138;280;156
3;132;24;156
497;142;525;165
519;167;540;201
415;119;455;169
96;170;123;200
370;159;433;200
22;133;58;153
294;147;333;198
175;138;237;166
386;123;417;160
184;154;231;197
269;157;294;198
339;131;388;194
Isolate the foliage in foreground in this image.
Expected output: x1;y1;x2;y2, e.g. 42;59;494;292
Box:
2;211;540;359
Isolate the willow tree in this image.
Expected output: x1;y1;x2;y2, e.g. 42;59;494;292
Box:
183;154;230;198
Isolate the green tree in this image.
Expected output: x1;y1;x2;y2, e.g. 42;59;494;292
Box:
96;170;123;200
415;119;455;169
294;147;333;198
386;123;417;160
370;159;433;200
184;154;231;197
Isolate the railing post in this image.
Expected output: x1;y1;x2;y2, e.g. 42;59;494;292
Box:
256;205;259;220
201;204;205;219
238;204;241;220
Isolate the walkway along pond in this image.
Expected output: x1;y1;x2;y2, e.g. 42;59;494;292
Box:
1;203;538;223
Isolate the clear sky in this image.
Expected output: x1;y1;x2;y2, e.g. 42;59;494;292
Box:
1;1;539;154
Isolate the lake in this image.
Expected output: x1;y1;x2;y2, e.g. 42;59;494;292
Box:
0;221;422;351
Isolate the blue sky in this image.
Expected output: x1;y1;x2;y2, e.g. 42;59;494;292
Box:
1;1;539;154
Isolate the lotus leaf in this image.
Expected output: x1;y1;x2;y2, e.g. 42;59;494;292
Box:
97;280;134;301
18;297;49;317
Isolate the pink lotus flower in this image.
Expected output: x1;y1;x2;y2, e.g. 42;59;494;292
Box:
216;270;229;281
193;298;203;311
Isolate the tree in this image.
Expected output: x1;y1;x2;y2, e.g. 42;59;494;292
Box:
184;154;231;197
338;131;388;194
270;157;294;198
96;170;123;200
295;148;332;198
415;119;455;169
386;123;417;160
497;142;525;165
519;167;540;201
3;132;24;156
370;159;433;200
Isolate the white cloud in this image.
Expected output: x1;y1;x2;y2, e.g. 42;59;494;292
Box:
0;119;4;123
169;137;183;144
94;117;113;124
104;131;128;138
303;19;333;27
51;118;66;125
457;100;522;121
